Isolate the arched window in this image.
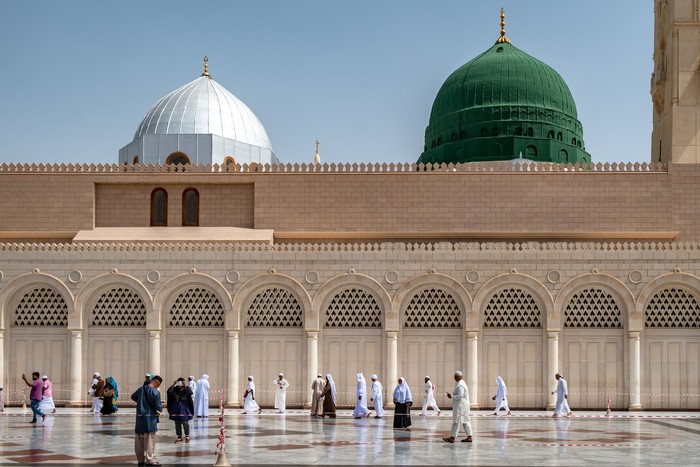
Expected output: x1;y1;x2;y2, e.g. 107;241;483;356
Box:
559;149;569;162
481;128;488;137
547;130;555;139
451;133;457;142
150;188;168;226
527;127;534;137
492;127;499;136
572;138;577;145
182;187;199;226
166;152;190;166
133;155;140;164
526;145;537;158
431;140;436;148
577;140;582;148
460;131;466;140
489;143;502;157
437;137;443;146
223;156;236;172
557;132;563;141
515;127;523;136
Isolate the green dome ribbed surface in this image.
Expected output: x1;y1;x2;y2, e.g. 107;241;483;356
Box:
419;41;590;165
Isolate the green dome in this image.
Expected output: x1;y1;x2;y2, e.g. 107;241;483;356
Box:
419;41;591;165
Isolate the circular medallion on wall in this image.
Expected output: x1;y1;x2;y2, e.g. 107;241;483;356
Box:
674;268;682;274
546;270;560;284
225;270;240;284
189;268;197;274
628;270;643;284
385;271;399;284
510;268;518;274
146;270;161;284
305;271;319;284
591;268;599;274
32;268;40;274
466;270;480;284
348;268;356;275
68;270;82;284
111;268;119;274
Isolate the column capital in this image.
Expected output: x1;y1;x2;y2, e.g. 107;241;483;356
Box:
227;330;239;339
70;330;82;339
306;331;319;339
627;331;641;339
385;331;398;339
149;330;161;339
547;330;559;339
466;331;478;339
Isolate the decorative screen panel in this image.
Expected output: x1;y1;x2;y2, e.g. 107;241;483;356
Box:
483;288;541;328
325;288;382;328
404;288;461;328
247;287;303;327
92;287;147;326
169;287;224;327
14;287;68;326
564;288;622;328
645;288;700;328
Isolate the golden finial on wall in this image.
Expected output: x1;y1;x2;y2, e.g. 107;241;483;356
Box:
314;140;321;164
496;7;511;44
202;56;210;77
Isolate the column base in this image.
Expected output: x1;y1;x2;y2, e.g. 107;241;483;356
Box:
65;402;85;408
627;403;643;411
546;404;556;410
224;401;240;409
303;402;312;409
469;403;480;410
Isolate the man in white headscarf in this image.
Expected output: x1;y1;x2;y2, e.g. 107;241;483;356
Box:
551;373;572;417
421;376;441;416
194;374;210;417
273;373;289;414
188;376;197;403
492;376;511;416
311;374;325;417
370;374;384;418
443;370;472;443
243;376;261;414
392;377;413;429
352;373;371;418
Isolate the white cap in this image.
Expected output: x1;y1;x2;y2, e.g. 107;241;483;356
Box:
425;376;431;379
145;373;151;378
188;375;194;380
371;374;378;380
454;371;463;377
41;375;48;380
94;372;101;377
278;373;284;377
317;373;323;378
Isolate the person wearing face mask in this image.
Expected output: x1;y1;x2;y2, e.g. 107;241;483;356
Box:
167;377;194;444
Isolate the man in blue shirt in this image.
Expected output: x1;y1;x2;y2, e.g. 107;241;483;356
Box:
131;375;163;466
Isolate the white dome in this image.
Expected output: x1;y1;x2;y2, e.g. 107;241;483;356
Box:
134;75;272;150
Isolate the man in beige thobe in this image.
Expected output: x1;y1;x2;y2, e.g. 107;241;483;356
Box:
311;374;325;417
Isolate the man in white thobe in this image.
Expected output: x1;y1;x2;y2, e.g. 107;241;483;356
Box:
188;376;197;403
274;373;290;414
421;376;441;416
492;376;511;416
311;374;325;417
551;373;572;417
194;374;210;418
443;371;473;443
370;374;384;418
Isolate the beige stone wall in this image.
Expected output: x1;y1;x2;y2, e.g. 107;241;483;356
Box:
95;183;254;228
1;164;695;240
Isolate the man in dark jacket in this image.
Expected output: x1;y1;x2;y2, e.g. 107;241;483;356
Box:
131;375;163;466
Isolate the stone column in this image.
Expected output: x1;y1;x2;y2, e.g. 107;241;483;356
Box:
547;331;559;410
466;331;479;409
0;329;4;393
306;331;319;408
628;331;642;411
68;330;83;407
386;331;398;407
226;330;239;408
149;330;161;376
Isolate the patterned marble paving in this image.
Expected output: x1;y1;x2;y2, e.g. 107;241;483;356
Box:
0;408;699;465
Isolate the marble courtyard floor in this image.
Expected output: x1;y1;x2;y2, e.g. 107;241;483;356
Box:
0;408;699;465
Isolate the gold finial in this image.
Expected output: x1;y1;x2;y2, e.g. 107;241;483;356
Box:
496;7;511;44
202;56;210;77
314;140;321;164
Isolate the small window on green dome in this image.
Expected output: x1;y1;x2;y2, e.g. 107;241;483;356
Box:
497;47;504;53
451;133;457;142
489;143;502;156
431;140;436;148
527;128;534;137
437;137;443;146
548;130;555;139
515;127;522;136
460;131;466;140
481;128;488;137
557;132;563;141
492;127;499;136
526;145;537;158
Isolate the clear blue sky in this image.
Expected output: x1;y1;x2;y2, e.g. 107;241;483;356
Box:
0;1;653;165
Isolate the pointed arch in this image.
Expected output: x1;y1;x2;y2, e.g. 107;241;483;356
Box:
0;272;74;330
153;273;231;330
312;272;394;331
230;272;312;331
554;273;636;331
472;272;553;331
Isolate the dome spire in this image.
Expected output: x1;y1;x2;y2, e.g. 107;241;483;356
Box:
202;55;211;78
496;7;511;44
